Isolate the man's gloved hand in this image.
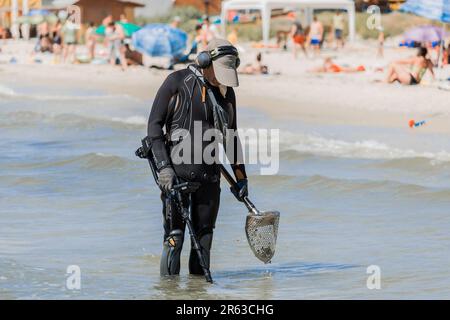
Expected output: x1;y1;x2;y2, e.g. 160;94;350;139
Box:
159;167;176;193
231;178;248;202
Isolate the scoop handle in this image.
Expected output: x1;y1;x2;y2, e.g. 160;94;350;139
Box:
219;164;259;215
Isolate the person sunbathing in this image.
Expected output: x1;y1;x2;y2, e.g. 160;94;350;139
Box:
239;53;269;75
311;57;365;73
386;47;435;85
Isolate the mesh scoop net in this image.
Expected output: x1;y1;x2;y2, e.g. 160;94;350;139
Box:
245;210;280;264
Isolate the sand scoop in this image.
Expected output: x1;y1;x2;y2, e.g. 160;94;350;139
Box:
220;165;280;264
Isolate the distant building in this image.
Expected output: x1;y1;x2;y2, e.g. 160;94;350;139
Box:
135;0;174;18
46;0;145;24
0;0;42;27
175;0;222;15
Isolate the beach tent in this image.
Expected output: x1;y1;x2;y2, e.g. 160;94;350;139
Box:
220;0;356;44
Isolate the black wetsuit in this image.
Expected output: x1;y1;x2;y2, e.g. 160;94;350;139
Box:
147;65;246;275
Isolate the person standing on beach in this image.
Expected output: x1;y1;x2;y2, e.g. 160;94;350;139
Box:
61;18;79;63
201;16;218;47
309;16;324;56
170;16;181;29
105;22;127;70
333;11;345;49
377;26;385;58
51;20;63;63
290;19;307;59
147;39;248;277
85;22;97;61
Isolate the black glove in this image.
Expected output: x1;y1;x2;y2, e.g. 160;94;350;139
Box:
159;167;176;193
231;178;248;202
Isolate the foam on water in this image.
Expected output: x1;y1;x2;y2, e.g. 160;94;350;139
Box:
280;131;450;163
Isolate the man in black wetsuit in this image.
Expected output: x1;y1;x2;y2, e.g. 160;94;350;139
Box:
147;39;248;276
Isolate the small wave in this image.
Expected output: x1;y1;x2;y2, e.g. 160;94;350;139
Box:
374;157;450;172
0;85;140;102
0;84;16;96
111;116;147;126
280;132;450;163
14;153;130;170
0;111;146;129
294;175;450;201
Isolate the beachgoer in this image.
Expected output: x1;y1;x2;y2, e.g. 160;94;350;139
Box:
171;16;181;29
37;22;52;53
309;16;324;56
147;39;247;277
311;57;365;73
85;22;97;61
201;16;218;47
239;52;268;75
105;22;127;70
168;24;203;70
125;44;143;66
386;47;435;85
443;43;450;66
51;20;63;62
120;14;128;24
290;19;307;59
333;11;345;49
61;18;79;63
227;27;239;46
377;26;385;58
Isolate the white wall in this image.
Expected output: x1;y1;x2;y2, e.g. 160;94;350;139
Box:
135;0;175;18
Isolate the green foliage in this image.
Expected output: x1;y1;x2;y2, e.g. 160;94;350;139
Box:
135;5;203;35
136;6;441;41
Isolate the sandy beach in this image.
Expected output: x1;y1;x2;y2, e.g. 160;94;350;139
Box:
1;39;449;133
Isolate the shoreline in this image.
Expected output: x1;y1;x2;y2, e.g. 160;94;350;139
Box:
1;57;449;134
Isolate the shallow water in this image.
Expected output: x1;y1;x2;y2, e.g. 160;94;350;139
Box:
1;83;450;299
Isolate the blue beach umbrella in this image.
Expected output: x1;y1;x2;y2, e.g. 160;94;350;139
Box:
401;0;450;23
28;9;51;16
131;24;188;57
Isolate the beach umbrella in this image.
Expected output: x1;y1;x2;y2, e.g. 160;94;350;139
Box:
401;0;450;70
131;24;188;57
403;25;448;44
28;9;51;17
96;22;141;38
401;0;450;23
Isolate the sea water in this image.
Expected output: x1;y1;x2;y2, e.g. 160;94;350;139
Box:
1;83;450;299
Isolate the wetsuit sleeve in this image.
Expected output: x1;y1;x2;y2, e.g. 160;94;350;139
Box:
147;72;178;171
228;88;247;181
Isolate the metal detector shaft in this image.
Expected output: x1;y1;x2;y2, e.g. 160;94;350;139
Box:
219;164;258;215
183;193;213;283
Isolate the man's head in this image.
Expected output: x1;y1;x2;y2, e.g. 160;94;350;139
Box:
197;39;240;87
